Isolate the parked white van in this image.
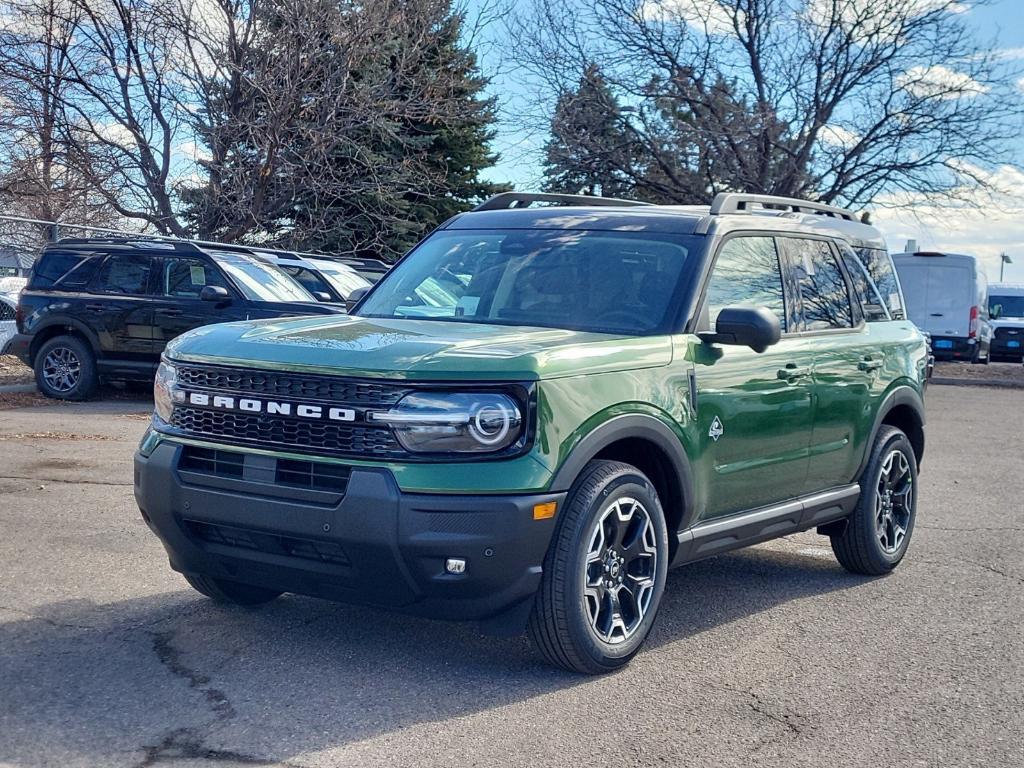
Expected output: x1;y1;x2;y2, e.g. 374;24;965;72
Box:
988;282;1024;362
891;251;992;363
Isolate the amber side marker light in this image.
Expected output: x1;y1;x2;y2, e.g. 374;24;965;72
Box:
533;501;557;520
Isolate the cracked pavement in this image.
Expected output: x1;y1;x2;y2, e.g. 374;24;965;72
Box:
0;387;1022;767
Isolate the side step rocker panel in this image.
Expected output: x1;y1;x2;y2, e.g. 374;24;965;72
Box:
671;484;860;566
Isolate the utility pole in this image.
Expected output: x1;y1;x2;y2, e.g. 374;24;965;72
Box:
999;252;1012;282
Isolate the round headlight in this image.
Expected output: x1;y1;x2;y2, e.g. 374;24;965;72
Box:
374;392;524;454
153;360;177;423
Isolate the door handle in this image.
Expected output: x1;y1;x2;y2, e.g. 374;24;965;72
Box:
858;357;883;372
929;313;944;317
155;308;183;317
777;364;810;381
84;303;105;311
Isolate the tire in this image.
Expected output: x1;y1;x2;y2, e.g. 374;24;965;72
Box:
33;335;98;401
528;460;669;674
183;573;282;606
831;426;918;576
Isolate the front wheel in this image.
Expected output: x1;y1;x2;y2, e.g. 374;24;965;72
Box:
831;426;918;575
529;460;669;674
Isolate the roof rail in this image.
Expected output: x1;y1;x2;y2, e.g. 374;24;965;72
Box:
710;193;857;221
473;191;651;211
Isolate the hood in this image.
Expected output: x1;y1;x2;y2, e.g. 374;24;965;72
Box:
165;315;672;380
991;317;1024;330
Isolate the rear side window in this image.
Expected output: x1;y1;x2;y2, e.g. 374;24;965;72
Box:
855;248;904;320
94;254;152;295
162;258;228;298
29;252;98;289
840;246;889;322
783;238;853;330
705;236;788;331
281;265;331;296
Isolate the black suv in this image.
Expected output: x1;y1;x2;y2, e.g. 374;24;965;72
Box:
5;238;343;400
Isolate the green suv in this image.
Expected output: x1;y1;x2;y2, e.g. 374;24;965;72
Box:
135;192;928;674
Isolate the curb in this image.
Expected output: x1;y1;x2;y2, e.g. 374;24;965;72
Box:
930;377;1024;390
0;383;36;394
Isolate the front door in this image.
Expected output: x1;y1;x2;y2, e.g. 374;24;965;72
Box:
151;256;241;352
693;235;814;519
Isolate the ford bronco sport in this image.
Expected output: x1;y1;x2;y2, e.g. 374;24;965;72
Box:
134;192;928;674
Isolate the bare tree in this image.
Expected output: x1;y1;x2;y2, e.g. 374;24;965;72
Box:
512;0;1024;208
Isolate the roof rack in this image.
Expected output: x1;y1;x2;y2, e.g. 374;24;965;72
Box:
709;193;857;221
473;192;651;211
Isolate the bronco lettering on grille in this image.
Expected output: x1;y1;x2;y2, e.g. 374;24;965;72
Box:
184;391;357;422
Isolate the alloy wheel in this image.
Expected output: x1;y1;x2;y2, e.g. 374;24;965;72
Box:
582;497;659;644
875;449;913;554
41;346;81;393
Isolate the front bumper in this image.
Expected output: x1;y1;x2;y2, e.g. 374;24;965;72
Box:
2;332;31;363
991;338;1024;360
134;440;564;625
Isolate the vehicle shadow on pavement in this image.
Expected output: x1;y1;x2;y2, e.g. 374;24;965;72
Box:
0;544;866;765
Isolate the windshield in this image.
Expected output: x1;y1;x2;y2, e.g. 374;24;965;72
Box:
209;251;315;303
308;259;372;298
357;229;696;334
990;295;1024;319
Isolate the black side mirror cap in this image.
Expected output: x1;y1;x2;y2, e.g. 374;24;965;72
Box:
200;285;231;303
698;306;782;353
345;286;370;312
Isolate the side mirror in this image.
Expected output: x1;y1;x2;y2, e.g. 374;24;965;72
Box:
698;306;781;353
345;286;369;312
313;291;333;303
991;304;1001;320
200;285;231;303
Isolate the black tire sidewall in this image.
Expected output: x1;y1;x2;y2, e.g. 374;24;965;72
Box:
856;429;918;569
34;336;97;401
562;471;670;667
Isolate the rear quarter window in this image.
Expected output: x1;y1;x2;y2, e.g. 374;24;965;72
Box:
28;252;98;289
856;248;904;320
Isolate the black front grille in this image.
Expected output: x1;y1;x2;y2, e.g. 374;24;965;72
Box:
176;364;409;406
171;406;403;458
994;327;1022;340
276;458;351;492
186;520;351;566
179;446;244;478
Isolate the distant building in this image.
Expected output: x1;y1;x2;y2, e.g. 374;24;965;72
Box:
0;246;35;277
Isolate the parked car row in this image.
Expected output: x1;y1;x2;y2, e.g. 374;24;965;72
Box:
1;237;389;400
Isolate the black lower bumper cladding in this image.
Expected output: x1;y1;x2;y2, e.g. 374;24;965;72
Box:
134;440;563;625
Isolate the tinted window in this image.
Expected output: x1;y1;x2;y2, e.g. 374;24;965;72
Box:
29;252;97;289
990;295;1024;319
785;238;853;330
358;229;695;335
163;258;228;298
95;254;152;295
840;246;889;322
281;265;331;296
855;248;903;319
705;237;787;331
208;251;314;303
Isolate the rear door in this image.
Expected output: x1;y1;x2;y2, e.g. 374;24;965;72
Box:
898;258;973;338
87;253;156;360
151;256;245;351
779;236;879;493
693;234;814;518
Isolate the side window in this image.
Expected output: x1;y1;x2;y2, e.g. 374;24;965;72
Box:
840;246;889;322
163;258;227;298
94;254;152;295
705;236;787;331
784;238;853;330
29;252;97;289
855;248;904;320
281;265;329;295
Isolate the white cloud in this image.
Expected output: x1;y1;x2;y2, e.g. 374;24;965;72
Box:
640;0;742;36
898;65;989;100
819;125;860;150
95;123;136;148
176;141;211;163
870;164;1024;283
1017;76;1024;93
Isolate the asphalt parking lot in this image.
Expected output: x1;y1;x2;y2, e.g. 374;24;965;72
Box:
1;385;1022;768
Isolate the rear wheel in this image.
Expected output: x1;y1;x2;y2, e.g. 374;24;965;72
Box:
34;335;98;400
831;426;918;575
529;460;669;674
183;574;282;606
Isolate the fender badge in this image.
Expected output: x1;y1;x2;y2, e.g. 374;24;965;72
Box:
708;416;724;442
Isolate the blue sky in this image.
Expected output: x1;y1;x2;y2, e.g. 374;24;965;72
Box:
474;0;1024;282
